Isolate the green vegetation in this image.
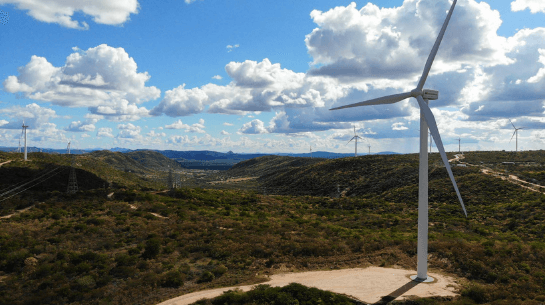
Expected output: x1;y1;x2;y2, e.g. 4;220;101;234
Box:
192;283;359;305
0;150;544;304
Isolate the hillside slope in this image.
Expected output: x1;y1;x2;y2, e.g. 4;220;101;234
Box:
90;150;184;174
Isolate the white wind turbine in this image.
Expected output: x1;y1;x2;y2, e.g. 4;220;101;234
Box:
347;126;363;157
330;0;467;282
22;121;29;161
509;119;524;153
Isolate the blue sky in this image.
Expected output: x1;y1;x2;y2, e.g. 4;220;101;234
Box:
1;0;545;153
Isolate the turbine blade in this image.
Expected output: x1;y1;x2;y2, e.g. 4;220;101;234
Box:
510;130;516;143
417;0;457;90
347;137;355;144
416;95;467;217
509;119;516;129
330;92;412;110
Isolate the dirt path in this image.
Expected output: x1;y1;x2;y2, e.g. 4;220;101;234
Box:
208;177;258;185
481;169;545;194
0;203;41;219
156;267;460;305
0;160;12;167
450;154;545;194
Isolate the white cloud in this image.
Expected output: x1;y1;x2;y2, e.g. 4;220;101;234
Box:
306;0;511;82
212;75;222;80
65;121;96;132
238;119;269;134
223;122;234;126
117;123;141;139
150;84;208;117
0;103;58;129
227;44;240;52
152;58;349;117
392;122;408;131
0;0;139;29
97;127;114;138
164;119;206;133
220;130;230;135
146;130;166;137
3;44;159;121
511;0;545;13
165;119;190;130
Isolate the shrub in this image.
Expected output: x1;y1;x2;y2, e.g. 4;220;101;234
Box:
198;271;215;283
142;238;161;259
161;270;185;288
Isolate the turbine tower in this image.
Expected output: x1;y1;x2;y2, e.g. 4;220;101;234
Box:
67;141;71;154
347;126;363;157
509;120;524;153
458;137;461;153
22;121;29;161
330;0;466;282
368;144;371;155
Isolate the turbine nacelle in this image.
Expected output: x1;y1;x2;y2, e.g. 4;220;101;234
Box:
411;89;438;100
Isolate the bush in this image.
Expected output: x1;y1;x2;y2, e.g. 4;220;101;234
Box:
161;270;185;288
142;238;161;259
198;271;215;283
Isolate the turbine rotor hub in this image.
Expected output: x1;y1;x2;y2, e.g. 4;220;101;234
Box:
410;89;423;97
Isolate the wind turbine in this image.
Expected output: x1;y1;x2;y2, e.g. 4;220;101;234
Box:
22;121;29;161
347;126;363;157
509;120;524;153
310;145;313;158
368;144;371;155
330;0;467;282
458;137;461;153
67;141;71;154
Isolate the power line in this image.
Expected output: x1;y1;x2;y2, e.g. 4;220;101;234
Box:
0;167;64;203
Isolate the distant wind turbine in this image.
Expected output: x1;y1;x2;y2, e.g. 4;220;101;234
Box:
368;144;371;155
458;137;461;153
347;126;363;157
509;120;524;153
22;121;29;161
330;0;466;282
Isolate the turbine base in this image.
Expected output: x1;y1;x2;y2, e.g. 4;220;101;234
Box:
410;275;434;283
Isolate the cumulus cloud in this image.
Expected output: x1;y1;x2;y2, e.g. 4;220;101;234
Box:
117;123;141;139
164;118;206;133
0;0;139;29
97;127;114;138
306;0;511;82
511;0;545;13
146;130;166;137
212;75;222;80
3;44;159;121
65;121;96;132
220;130;230;135
0;103;58;129
238;119;269;134
223;122;234;126
152;58;350;117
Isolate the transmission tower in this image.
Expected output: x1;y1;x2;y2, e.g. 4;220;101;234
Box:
67;155;78;194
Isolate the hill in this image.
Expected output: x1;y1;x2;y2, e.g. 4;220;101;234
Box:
1;150;545;304
90;150;184;175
